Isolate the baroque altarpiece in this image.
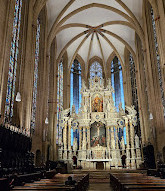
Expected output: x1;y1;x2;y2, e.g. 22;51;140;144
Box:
58;77;142;170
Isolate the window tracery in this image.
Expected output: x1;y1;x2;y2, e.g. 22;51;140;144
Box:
57;61;63;143
129;54;140;136
5;0;22;120
111;56;125;111
70;59;82;145
151;7;165;116
90;62;103;79
31;19;40;129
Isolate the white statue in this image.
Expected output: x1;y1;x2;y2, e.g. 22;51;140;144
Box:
72;105;76;114
121;137;125;150
84;104;88;113
81;79;87;92
107;100;111;112
119;102;125;115
73;137;77;151
135;134;140;148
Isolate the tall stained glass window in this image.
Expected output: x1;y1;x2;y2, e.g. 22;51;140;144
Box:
90;62;103;79
70;59;82;113
129;54;140;136
151;7;165;116
111;56;125;111
70;59;81;145
5;0;22;120
31;19;40;129
57;61;63;143
111;56;125;142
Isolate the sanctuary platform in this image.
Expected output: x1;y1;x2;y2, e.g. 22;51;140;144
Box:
58;77;142;170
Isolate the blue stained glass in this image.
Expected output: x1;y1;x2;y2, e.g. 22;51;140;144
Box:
111;72;115;103
111;57;126;142
31;19;40;129
5;0;22;120
90;62;102;79
70;59;81;145
57;61;63;143
151;7;165;116
111;57;124;111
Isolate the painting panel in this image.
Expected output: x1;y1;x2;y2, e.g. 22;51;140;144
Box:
90;122;106;147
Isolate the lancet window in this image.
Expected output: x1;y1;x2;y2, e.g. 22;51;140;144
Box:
111;56;125;111
57;61;63;143
70;60;82;145
31;19;40;129
90;62;103;79
70;59;82;113
5;0;23;120
129;54;140;135
151;7;165;116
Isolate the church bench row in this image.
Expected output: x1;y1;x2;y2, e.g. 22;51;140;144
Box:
12;173;89;191
110;173;165;191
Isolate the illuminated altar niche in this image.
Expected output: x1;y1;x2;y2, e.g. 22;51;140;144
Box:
91;94;103;112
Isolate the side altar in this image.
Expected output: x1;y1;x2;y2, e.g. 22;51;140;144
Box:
58;77;142;170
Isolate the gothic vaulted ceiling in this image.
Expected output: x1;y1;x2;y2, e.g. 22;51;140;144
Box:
46;0;143;69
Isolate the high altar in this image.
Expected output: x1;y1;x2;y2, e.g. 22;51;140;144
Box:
58;77;142;170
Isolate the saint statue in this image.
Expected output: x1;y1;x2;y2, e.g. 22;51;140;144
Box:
107;100;111;112
135;135;140;148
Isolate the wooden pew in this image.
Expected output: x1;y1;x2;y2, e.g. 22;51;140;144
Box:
12;173;89;191
0;178;10;191
110;172;165;191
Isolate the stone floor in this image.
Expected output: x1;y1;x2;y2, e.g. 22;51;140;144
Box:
88;183;114;191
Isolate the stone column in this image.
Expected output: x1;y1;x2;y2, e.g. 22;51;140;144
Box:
130;120;136;169
68;120;72;160
106;122;111;162
82;126;86;150
82;126;87;165
116;127;121;168
106;127;110;149
114;126;119;169
135;135;142;169
63;122;67;160
111;126;115;168
87;126;90;150
79;126;82;150
125;118;130;169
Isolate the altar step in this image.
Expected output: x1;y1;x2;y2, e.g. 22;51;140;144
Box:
72;169;147;183
89;171;110;183
72;170;110;183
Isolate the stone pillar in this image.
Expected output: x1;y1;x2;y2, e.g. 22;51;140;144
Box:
106;127;110;149
68;120;72;160
87;126;90;150
114;126;119;169
68;120;71;150
111;126;115;168
125;118;130;169
116;127;122;168
82;126;86;150
135;135;142;169
79;126;82;150
130;120;136;169
121;137;126;156
63;122;67;160
106;123;111;161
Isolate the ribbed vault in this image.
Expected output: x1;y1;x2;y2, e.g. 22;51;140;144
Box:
46;0;143;71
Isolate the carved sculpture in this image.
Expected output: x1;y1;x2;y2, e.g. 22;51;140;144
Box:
57;76;141;170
